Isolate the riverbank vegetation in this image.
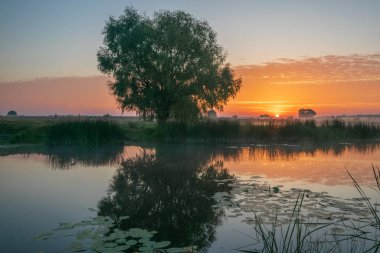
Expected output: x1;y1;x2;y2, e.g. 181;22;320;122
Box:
0;118;379;145
154;119;380;143
46;120;124;146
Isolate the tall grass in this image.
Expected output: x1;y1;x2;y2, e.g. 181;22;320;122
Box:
236;193;339;253
46;120;124;146
155;119;380;143
1;118;379;144
346;165;380;252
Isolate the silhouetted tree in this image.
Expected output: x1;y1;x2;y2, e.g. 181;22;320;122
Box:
7;110;17;116
97;7;241;122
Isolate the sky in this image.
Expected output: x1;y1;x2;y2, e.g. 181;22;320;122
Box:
0;0;380;116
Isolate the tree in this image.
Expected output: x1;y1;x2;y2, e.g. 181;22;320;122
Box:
7;110;17;116
97;7;241;122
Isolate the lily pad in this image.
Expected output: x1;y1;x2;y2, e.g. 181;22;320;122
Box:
154;241;171;248
35;232;54;240
166;247;183;253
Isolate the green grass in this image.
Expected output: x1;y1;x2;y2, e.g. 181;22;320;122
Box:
0;118;48;144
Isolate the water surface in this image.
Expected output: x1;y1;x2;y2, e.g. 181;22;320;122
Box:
1;142;380;252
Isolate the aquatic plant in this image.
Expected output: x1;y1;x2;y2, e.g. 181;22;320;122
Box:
35;214;196;253
211;175;377;253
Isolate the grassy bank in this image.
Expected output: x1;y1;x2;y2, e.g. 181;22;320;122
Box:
0;118;49;144
1;118;379;145
0;119;124;146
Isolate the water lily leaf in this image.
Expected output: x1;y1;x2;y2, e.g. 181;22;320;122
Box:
115;238;126;244
166;247;183;253
154;241;171;248
125;239;138;246
58;222;78;230
66;241;87;252
127;228;153;238
103;242;118;248
76;230;92;241
114;245;130;251
139;246;154;252
35;231;54;240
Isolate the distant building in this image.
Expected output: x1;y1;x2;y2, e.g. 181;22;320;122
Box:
207;110;217;120
7;110;17;116
299;108;316;118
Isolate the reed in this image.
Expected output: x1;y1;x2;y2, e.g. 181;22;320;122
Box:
1;118;379;144
46;120;124;146
235;193;340;253
154;119;380;143
346;165;380;252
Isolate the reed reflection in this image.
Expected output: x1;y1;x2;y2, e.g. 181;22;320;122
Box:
0;145;125;169
221;142;380;186
97;146;234;252
219;142;380;162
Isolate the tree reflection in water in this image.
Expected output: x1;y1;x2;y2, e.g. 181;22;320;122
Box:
98;146;234;252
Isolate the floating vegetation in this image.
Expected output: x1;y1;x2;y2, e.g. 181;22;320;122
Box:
35;215;196;253
212;176;373;225
212;175;379;252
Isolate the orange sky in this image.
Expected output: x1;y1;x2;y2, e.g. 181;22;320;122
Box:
225;54;380;117
1;54;379;117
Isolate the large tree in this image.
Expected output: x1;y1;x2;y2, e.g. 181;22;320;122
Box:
97;7;241;122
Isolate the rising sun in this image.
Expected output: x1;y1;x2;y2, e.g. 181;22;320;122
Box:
275;114;280;118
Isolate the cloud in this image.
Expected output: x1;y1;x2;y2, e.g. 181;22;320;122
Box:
234;53;380;85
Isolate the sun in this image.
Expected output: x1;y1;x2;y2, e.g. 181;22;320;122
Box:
275;114;280;118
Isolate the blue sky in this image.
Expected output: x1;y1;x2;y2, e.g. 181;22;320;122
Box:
1;0;379;81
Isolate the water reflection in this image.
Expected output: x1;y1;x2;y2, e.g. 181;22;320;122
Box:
219;142;380;162
97;146;234;252
0;145;125;169
1;142;379;170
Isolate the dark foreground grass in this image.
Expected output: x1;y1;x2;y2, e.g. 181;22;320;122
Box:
46;120;125;146
346;165;380;253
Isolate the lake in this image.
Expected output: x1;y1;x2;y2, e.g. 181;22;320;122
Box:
1;142;380;253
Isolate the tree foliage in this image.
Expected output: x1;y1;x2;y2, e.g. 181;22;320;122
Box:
97;7;241;121
7;110;17;116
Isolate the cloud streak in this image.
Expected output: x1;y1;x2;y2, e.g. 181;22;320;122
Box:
234;53;380;85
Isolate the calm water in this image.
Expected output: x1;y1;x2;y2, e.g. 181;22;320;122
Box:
1;142;380;252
